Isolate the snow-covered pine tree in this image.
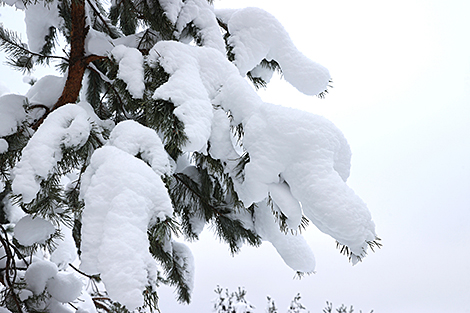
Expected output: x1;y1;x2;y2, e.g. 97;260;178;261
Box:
0;0;380;311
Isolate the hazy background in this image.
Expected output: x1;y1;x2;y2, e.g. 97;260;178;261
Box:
1;0;469;312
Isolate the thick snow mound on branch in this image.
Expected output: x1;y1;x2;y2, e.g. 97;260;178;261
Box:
24;258;83;303
12;104;91;203
268;182;302;230
175;0;225;53
26;75;67;123
111;45;145;99
151;42;215;152
0;94;27;137
14;215;55;246
242;103;375;257
26;75;66;108
80;145;173;310
86;28;113;56
216;7;330;96
46;272;83;303
24;259;58;295
24;0;61;53
254;201;315;273
151;41;375;260
107;120;170;175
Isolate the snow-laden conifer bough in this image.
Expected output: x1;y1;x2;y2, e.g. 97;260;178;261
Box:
0;0;380;311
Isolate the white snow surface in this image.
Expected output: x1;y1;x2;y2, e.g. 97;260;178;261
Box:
26;75;66;107
151;42;215;152
268;182;302;230
241;103;375;256
24;0;61;53
12;104;91;203
14;215;55;246
159;0;183;24
80;145;173;310
107;120;170;175
24;258;83;304
24;259;58;295
172;241;195;294
0;94;27;137
216;7;330;96
46;272;83;303
76;291;98;313
111;45;145;99
254;201;316;273
175;0;225;53
50;225;78;269
0;139;7;154
86;28;113;56
150;40;375;258
26;75;66;122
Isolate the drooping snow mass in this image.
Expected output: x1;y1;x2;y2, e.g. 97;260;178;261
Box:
24;0;61;53
254;201;316;273
0;0;379;309
216;7;331;96
175;0;226;53
268;182;302;229
111;45;145;99
0;94;27;137
79;145;173;310
12;104;92;203
107;120;170;175
241;103;375;259
151;42;214;152
152;40;376;264
14;215;55;246
172;241;195;294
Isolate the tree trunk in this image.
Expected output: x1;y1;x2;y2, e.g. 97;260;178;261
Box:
33;0;88;129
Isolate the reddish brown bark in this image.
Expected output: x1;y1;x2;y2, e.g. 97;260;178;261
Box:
32;0;105;130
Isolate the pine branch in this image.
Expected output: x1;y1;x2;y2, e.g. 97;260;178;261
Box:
86;0;121;39
0;25;68;73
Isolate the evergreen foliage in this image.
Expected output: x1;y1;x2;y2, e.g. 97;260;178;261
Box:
0;0;379;311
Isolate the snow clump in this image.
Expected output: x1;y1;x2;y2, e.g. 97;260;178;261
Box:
12;104;92;203
80;121;174;309
14;215;55;246
216;7;330;96
111;45;145;99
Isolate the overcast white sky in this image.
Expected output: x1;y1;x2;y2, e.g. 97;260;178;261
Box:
1;0;470;312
